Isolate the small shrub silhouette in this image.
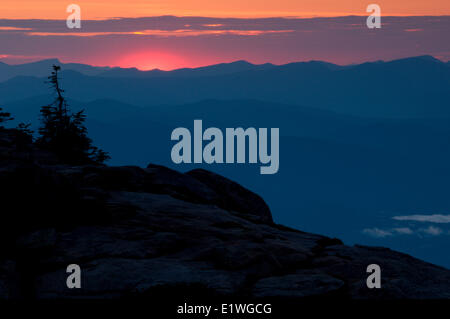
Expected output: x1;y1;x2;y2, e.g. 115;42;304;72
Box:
0;107;13;128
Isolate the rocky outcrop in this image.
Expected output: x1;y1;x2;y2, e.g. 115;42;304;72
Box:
186;169;273;223
0;128;450;300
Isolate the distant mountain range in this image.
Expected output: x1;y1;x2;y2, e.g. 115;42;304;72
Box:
0;59;115;81
0;58;339;81
1;55;449;117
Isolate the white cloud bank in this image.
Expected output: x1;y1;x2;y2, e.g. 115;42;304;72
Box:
362;228;393;238
419;226;443;236
363;214;450;238
362;227;414;238
362;226;446;238
392;214;450;224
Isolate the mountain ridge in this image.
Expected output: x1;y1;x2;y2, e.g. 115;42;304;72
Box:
0;55;446;82
1;55;449;118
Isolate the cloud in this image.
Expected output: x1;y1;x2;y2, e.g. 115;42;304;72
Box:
0;26;32;31
362;225;450;238
362;228;393;238
392;227;414;235
392;214;450;224
404;28;423;32
1;16;449;68
202;24;224;27
419;226;443;236
363;214;450;239
25;29;294;38
363;227;416;238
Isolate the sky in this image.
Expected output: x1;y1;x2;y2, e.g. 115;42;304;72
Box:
1;0;449;19
0;1;449;69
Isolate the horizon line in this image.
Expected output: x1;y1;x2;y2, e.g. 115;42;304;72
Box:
1;54;447;72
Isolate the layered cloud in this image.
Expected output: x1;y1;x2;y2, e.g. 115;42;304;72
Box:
392;214;450;223
24;29;294;37
363;226;447;238
362;228;396;238
0;16;449;69
363;213;450;238
420;226;444;236
363;227;415;238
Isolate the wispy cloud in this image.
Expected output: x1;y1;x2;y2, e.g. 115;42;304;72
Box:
1;16;449;69
0;26;32;31
392;227;414;235
392;214;450;224
363;227;417;238
363;220;450;238
404;28;424;32
419;226;443;236
362;228;393;238
202;24;224;27
25;29;294;37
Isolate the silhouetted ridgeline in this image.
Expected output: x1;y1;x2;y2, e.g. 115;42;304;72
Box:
1;55;449;118
1;127;450;300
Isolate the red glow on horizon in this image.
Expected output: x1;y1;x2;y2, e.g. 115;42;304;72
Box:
116;51;192;70
114;50;254;71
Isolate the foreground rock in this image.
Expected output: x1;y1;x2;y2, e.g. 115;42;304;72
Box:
1;128;450;299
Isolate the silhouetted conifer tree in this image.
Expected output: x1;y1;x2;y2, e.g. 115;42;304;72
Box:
16;123;33;136
37;65;109;164
0;107;13;128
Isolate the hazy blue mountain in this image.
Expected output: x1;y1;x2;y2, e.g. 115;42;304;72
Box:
8;97;450;150
98;60;277;78
0;58;122;82
1;56;448;118
0;58;301;80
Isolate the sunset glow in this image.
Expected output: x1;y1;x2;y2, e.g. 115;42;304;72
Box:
117;50;192;70
0;2;449;70
1;0;449;19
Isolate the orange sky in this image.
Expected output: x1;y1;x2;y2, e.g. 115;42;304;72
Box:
1;0;449;19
